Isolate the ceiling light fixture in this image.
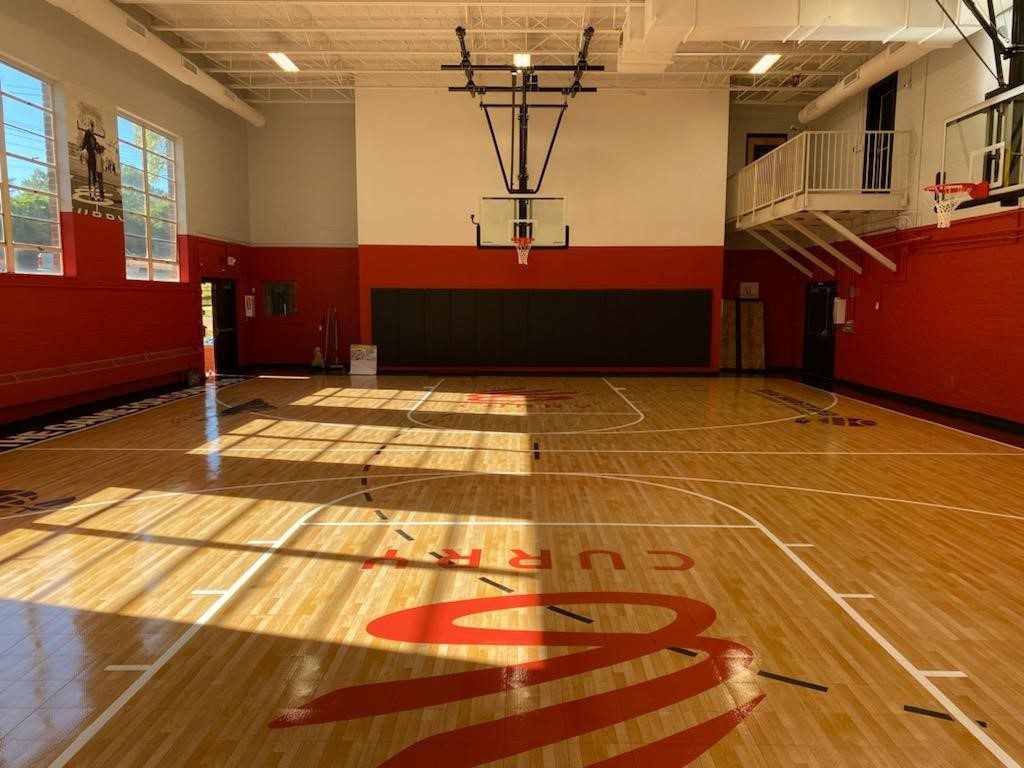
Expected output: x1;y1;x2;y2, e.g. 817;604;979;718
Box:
513;52;532;70
269;52;300;72
749;53;782;75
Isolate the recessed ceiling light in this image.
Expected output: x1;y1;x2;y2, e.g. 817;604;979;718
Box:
269;52;300;73
749;53;782;75
513;52;532;70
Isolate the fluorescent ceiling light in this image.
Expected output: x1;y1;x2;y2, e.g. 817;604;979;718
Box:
749;53;782;75
269;52;300;72
513;52;532;70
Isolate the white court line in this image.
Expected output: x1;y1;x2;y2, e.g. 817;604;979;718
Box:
404;378;444;428
22;446;1021;456
304;520;756;529
0;378;249;456
44;470;1020;768
12;466;1020;526
438;412;638;417
104;665;151;672
799;382;1024;452
403;377;645;435
837;593;875;599
578;470;1024;524
43;472;474;768
214;378;836;438
922;670;969;678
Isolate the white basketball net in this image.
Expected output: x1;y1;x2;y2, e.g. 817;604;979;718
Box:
926;182;987;229
513;236;533;265
934;195;969;229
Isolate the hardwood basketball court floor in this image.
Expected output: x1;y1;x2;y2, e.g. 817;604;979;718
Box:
0;375;1021;767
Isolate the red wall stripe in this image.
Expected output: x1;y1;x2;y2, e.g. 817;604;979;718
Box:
724;208;1024;424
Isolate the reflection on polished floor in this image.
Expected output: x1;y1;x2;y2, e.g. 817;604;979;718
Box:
0;375;1022;767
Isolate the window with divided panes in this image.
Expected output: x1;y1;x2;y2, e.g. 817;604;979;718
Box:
118;115;179;282
0;60;62;275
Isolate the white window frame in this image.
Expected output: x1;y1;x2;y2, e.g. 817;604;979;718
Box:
0;58;63;276
117;112;180;283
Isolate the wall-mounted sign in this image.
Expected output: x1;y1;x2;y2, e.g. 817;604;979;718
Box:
739;282;760;299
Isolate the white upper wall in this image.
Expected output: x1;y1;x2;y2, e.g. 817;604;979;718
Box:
810;31;1006;228
727;103;802;176
0;0;251;243
355;88;730;247
247;103;358;247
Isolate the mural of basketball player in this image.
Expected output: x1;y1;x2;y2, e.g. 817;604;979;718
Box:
78;118;106;201
66;91;123;218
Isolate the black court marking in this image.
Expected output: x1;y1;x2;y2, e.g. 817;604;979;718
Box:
0;376;247;453
395;529;414;542
429;551;444;559
903;705;988;728
533;441;541;460
375;510;388;520
757;670;829;692
668;646;699;658
362;464;371;472
546;605;594;624
0;490;77;520
220;398;275;416
363;492;373;502
479;577;515;593
361;477;368;486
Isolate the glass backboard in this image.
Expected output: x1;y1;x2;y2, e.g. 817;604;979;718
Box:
943;83;1024;198
478;196;568;248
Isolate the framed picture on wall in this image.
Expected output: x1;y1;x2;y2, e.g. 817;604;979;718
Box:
745;133;789;164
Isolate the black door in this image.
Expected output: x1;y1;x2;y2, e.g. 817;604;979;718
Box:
864;72;898;190
802;281;837;381
208;279;239;373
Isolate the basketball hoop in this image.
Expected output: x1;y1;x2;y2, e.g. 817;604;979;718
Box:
512;234;534;265
924;181;989;228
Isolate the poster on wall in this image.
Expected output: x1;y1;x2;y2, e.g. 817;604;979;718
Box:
66;86;123;220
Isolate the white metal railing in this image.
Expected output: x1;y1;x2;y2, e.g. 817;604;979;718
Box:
731;130;910;221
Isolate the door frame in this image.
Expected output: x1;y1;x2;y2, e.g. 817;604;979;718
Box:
863;72;899;191
202;278;240;375
802;280;838;382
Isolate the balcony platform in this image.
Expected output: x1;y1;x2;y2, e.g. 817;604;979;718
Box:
733;191;909;230
726;130;910;274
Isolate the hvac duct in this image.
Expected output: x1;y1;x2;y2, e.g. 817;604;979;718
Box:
797;42;933;123
618;0;994;74
44;0;265;128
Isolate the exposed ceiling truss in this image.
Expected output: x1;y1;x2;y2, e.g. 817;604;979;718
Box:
114;1;882;105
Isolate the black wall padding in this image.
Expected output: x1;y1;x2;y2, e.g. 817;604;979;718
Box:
371;288;712;367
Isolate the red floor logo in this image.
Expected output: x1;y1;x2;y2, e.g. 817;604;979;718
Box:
269;592;763;766
467;388;576;405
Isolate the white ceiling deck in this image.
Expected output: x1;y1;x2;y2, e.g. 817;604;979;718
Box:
115;1;882;105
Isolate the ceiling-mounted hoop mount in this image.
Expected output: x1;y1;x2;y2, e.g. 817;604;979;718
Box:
442;25;602;197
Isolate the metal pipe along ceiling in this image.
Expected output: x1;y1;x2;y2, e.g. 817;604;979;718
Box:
44;0;265;128
798;42;934;123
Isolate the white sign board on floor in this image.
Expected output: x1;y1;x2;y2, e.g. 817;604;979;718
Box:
350;345;378;376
